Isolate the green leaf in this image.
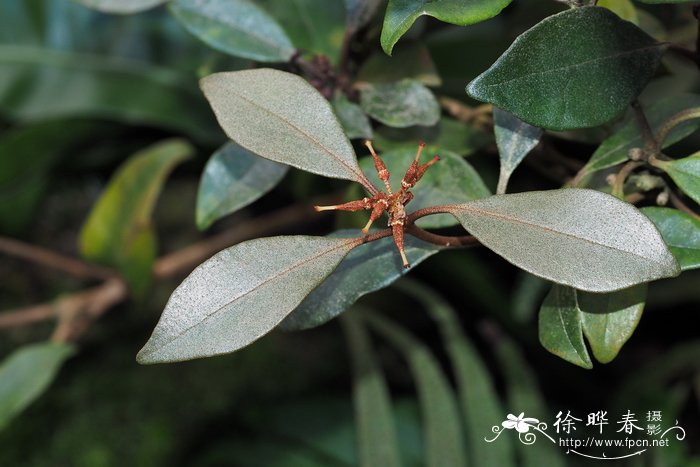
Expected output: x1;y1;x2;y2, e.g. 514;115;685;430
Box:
0;342;74;430
357;43;441;86
581;94;700;177
364;313;468;467
200;69;375;190
373;117;492;156
361;147;490;228
653;154;700;205
169;0;295;62
395;279;515;467
538;285;593;369
380;0;513;55
599;0;639;24
332;96;373;140
80;139;193;295
641;207;700;271
444;188;679;292
340;313;402;467
196;142;288;230
636;0;697;3
280;234;441;331
493;108;542;195
467;7;666;130
345;0;384;33
257;0;346;64
360;79;440;128
71;0;166;14
137;236;360;363
0;45;218;142
579;284;647;364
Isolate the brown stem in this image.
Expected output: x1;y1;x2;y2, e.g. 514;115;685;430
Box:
631;100;658;154
406;225;479;248
0;236;114;281
0;302;56;328
611;161;643;199
668;191;700;221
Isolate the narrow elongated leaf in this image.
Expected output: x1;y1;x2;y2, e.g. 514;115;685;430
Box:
0;343;74;429
365;313;467;467
345;0;384;33
361;148;490;228
281;235;440;331
538;285;593;369
467;7;666;130
341;313;402;467
360;79;440;128
495;337;566;467
201;69;374;190
395;280;515;467
380;0;513;55
445;189;679;292
0;45;218;142
169;0;295;62
332;96;373;140
653;154;700;204
257;0;346;64
72;0;166;14
80;139;193;295
358;44;441;86
581;94;700;177
493;108;542;194
641;207;700;271
579;284;647;364
196;142;288;230
137;236;360;363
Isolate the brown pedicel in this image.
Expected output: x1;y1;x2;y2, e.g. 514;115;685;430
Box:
315;141;439;268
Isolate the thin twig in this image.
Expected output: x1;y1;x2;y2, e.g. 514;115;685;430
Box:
0;302;56;328
668;191;700;221
631;100;658;154
406;225;479;248
0;237;114;280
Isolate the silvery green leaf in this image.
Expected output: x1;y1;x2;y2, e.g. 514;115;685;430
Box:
169;0;295;62
332;96;373;140
538;285;593;369
445;189;679;292
201;69;375;190
0;343;75;429
281;235;441;331
360;148;490;228
196;142;288;230
494;107;542;194
72;0;166;14
360;79;440;128
137;236;360;363
579;284;647;364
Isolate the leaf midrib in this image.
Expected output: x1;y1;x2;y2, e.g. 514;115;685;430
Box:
446;203;668;266
153;238;358;354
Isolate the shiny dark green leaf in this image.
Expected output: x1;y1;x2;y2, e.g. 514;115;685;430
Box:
280;234;440;331
138;236;360;363
538;285;593;369
361;147;490;228
332;96;373;140
358;43;441;86
581;94;700;177
196;142;288;230
642;207;700;271
341;313;402;467
169;0;295;62
467;7;666;130
360;79;440;128
0;45;218;142
71;0;166;14
201;69;374;189
579;284;647;364
493;108;542;194
365;313;467;467
0;342;74;430
80;139;193;295
380;0;513;55
653;153;700;204
445;189;679;292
